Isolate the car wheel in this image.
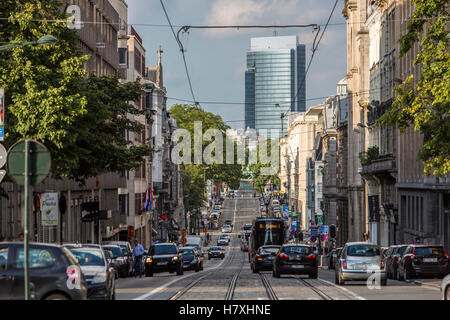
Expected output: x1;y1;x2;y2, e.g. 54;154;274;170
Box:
445;286;450;300
397;267;404;281
310;271;318;279
404;267;414;281
45;293;69;300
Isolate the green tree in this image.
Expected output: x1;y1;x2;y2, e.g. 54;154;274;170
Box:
0;0;150;183
377;0;450;176
169;104;243;209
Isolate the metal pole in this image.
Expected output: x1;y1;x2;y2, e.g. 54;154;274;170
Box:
24;140;30;300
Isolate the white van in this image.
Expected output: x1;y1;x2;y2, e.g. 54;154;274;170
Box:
185;235;204;255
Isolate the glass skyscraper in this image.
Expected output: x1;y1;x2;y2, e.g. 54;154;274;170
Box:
245;36;306;136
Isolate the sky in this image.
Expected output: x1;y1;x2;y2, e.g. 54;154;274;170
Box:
127;0;347;129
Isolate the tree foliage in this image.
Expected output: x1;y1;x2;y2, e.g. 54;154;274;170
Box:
377;0;450;176
169;104;243;211
0;0;150;183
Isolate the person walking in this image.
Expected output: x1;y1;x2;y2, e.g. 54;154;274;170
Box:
132;239;145;277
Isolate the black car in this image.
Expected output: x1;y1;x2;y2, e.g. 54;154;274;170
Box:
102;245;130;278
328;247;342;270
179;247;203;272
208;246;225;260
144;243;183;277
69;247;115;300
103;241;133;275
386;245;408;279
272;244;318;278
397;245;449;280
252;245;280;273
0;242;88;300
102;248;119;279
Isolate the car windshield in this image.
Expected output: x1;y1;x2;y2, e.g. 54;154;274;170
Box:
347;245;380;257
153;245;177;255
259;247;279;254
70;249;105;266
414;247;444;256
118;245;128;255
210;247;221;251
180;249;194;255
219;235;227;239
398;246;408;255
103;246;123;258
283;246;311;254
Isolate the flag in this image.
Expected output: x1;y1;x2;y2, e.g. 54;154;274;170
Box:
144;187;153;212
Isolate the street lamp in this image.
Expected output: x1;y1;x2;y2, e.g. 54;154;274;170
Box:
0;35;58;301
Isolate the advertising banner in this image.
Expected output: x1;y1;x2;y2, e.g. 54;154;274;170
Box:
41;192;59;226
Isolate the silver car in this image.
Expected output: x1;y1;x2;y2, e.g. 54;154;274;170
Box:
335;242;387;286
441;274;450;300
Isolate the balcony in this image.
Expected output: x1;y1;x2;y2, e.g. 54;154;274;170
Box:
361;154;396;175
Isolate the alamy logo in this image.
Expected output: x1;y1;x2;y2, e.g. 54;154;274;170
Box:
66;5;82;30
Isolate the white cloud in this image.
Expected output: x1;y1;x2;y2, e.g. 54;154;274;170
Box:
202;0;330;38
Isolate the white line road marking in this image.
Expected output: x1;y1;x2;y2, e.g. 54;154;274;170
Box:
317;278;367;300
134;244;232;300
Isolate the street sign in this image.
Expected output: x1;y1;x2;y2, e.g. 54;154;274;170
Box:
310;227;318;236
0;143;7;168
321;234;328;242
7;140;51;186
310;235;317;243
320;225;329;235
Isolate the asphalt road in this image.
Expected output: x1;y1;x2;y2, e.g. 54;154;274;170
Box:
115;194;442;300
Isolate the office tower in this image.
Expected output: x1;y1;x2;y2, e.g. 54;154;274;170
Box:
245;36;306;136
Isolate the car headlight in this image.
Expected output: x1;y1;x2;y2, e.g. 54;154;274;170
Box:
146;258;153;263
172;256;179;261
92;272;107;284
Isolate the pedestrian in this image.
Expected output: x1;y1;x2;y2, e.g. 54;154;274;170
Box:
132;239;145;277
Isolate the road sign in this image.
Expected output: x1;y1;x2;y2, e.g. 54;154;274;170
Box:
310;235;317;243
0;143;7;168
7;140;51;186
310;227;318;236
320;225;329;235
321;234;328;242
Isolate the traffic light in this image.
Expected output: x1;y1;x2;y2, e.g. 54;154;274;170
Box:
329;224;336;239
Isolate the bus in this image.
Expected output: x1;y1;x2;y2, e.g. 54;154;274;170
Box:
248;217;286;263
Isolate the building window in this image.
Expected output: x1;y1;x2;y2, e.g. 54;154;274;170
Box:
119;48;127;65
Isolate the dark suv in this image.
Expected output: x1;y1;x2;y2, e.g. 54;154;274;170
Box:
0;242;87;300
398;245;449;280
144;243;183;277
273;244;318;278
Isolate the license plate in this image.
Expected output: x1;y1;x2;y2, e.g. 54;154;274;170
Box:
157;262;168;266
355;264;367;270
423;258;437;263
291;265;304;268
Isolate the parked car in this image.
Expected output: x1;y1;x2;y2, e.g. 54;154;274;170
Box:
102;248;119;279
102;245;130;278
0;242;88;300
208;246;225;260
222;225;232;233
272;244;318;278
144;243;183;277
397;245;449;281
386;245;409;279
441;274;450;300
252;245;281;273
328;247;342;270
179;247;203;272
102;241;133;276
69;247;115;300
335;242;387;286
